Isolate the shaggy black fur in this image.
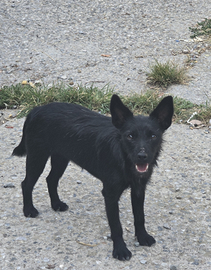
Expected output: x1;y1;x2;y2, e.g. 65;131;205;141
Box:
13;94;174;260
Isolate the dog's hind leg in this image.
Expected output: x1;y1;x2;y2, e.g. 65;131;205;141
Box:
22;152;49;218
46;154;69;212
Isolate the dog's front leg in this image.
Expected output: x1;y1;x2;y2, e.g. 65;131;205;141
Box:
102;188;132;260
131;187;156;246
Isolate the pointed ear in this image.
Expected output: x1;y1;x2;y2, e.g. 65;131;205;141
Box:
150;96;174;131
110;94;133;129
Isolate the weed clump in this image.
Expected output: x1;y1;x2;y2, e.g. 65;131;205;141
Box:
146;60;187;88
189;18;211;38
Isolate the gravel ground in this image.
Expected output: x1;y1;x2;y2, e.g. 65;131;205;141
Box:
0;1;211;270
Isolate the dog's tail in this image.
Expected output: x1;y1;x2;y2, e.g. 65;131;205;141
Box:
12;120;28;157
12;137;26;156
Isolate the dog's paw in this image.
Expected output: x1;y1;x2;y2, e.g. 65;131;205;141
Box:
52;201;69;212
113;243;132;261
23;206;39;218
137;232;156;247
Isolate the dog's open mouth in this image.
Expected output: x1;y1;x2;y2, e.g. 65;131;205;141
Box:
136;163;149;173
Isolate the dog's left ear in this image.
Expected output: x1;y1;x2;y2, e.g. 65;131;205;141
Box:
110;94;133;129
150;96;174;131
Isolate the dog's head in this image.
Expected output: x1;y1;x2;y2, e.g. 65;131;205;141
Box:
110;94;174;177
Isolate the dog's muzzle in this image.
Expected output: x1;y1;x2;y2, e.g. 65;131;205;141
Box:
136;149;149;173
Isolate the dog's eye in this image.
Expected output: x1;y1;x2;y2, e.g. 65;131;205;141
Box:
127;134;133;140
151;134;156;139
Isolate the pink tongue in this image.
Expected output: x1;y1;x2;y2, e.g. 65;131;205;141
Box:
136;163;148;172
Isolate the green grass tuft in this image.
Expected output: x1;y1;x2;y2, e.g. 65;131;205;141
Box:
146;60;187;88
190;18;211;38
0;83;114;117
0;83;210;124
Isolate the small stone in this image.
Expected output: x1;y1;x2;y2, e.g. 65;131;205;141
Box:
85;60;96;67
183;49;189;54
34;80;42;86
103;235;111;241
192;259;199;265
170;266;177;270
163;224;171;230
140;259;147;264
77;180;82;184
4;183;15;188
106;235;112;241
134;242;140;247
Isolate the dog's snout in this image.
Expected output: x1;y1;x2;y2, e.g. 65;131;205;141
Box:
138;149;148;160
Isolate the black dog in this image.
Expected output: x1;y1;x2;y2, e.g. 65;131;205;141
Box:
13;94;173;260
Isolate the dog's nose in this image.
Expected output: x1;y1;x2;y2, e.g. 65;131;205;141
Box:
138;149;148;161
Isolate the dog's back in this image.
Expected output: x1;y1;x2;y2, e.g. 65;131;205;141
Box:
13;102;125;181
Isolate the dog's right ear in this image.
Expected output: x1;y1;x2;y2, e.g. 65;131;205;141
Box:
110;95;133;129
